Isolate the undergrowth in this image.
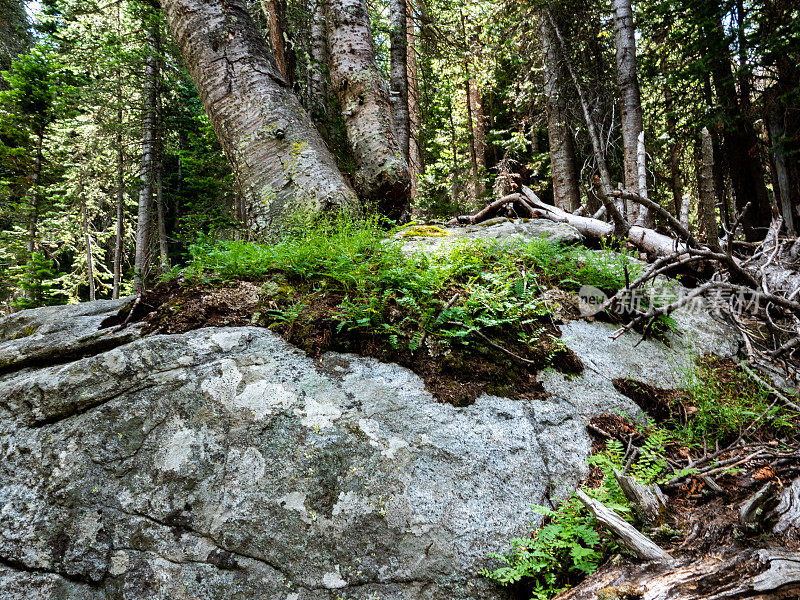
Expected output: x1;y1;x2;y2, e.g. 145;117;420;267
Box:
482;356;795;600
677;356;793;445
481;424;676;599
170;215;639;356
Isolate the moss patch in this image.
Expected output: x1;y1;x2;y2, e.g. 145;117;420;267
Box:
399;224;451;238
11;324;39;339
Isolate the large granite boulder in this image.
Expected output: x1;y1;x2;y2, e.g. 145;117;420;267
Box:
0;272;738;599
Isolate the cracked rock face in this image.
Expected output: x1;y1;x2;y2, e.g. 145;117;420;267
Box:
0;296;737;600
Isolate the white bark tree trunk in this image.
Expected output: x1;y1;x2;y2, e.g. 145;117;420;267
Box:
160;0;359;236
700;127;720;249
636;131;651;226
326;0;411;220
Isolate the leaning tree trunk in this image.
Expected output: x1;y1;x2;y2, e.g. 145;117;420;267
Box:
325;0;410;220
389;0;410;162
540;14;580;212
161;0;359;235
134;22;159;294
612;0;648;225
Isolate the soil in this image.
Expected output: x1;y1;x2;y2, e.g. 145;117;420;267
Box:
101;279;584;407
611;378;686;423
586;411;800;556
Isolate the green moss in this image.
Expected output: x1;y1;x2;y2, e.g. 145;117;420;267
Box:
259;274;295;302
400;225;451;238
11;324;39;339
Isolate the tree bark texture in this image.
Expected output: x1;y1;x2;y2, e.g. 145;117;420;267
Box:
309;0;328;119
468;76;487;173
134;23;158;294
464;75;481;198
636;131;652;226
767;98;797;235
663;52;683;218
703;11;772;242
700;127;720;249
156;164;168;274
326;0;410;220
79;184;96;302
161;0;359;236
540;14;580;212
112;1;125;299
612;0;645;207
762;0;800;238
390;0;410;162
259;0;294;86
155;58;168;275
406;0;423;191
113;73;125;300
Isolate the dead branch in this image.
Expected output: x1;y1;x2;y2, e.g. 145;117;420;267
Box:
574;490;673;564
446;193;528;225
739;482;779;531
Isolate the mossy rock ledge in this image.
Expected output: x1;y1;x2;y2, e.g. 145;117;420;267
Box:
0;224;741;600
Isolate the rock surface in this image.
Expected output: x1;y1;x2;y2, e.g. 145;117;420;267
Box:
399;218;583;254
0;257;740;600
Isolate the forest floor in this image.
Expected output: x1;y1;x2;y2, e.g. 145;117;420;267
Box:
101;221;800;598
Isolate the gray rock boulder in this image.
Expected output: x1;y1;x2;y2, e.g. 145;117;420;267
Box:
399;218;583;254
0;298;140;376
0;278;739;599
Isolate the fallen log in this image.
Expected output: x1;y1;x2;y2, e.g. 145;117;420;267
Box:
575;489;673;564
553;549;800;600
520;186;688;258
